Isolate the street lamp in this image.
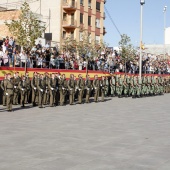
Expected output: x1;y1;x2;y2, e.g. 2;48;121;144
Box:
139;0;145;79
163;6;167;60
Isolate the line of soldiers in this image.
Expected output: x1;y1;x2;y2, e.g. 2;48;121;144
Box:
0;72;109;111
1;72;170;111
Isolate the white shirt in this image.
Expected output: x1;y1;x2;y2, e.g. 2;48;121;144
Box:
20;53;27;63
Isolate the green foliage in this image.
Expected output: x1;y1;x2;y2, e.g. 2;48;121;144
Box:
5;2;45;50
119;34;137;61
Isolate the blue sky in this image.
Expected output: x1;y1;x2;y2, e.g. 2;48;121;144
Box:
104;0;170;47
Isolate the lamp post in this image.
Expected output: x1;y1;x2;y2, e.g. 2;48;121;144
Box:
139;0;145;79
163;6;167;60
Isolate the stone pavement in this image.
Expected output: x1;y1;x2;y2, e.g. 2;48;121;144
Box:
0;94;170;170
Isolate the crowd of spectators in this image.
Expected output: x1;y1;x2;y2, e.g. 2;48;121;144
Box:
0;36;170;74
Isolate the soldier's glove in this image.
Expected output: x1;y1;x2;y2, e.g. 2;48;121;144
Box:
87;88;89;90
41;89;43;92
14;86;17;88
34;87;36;90
22;88;24;91
79;89;81;91
51;88;54;90
95;87;97;89
70;88;73;91
6;93;8;96
62;87;65;90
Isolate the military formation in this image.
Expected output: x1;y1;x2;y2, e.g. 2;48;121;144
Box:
1;72;170;112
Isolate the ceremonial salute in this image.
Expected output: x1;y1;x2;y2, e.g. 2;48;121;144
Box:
77;74;85;104
4;73;14;112
68;74;76;105
85;75;92;103
18;75;27;107
48;73;58;107
93;75;100;102
1;74;7;106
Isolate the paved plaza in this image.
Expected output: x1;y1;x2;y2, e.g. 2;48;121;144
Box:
0;94;170;170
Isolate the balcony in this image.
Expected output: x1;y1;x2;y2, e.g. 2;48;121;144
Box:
62;0;77;11
103;27;107;35
62;20;77;29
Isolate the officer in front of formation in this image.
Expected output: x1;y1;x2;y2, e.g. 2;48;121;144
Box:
4;73;14;112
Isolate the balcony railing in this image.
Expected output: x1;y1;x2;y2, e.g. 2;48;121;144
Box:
62;20;77;29
62;0;77;11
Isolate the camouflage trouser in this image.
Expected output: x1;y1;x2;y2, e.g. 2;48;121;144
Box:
123;85;129;95
110;85;116;95
116;85;123;96
136;86;141;96
130;87;136;96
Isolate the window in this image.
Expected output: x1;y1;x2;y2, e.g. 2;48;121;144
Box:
88;16;91;26
63;31;66;39
96;2;100;11
88;0;91;8
95;36;100;43
80;13;83;24
95;18;100;28
71;31;74;39
63;13;67;21
79;32;83;41
80;0;83;5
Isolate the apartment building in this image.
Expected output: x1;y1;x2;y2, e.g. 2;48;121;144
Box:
0;0;106;47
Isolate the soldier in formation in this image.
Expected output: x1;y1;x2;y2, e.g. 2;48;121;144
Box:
1;73;170;111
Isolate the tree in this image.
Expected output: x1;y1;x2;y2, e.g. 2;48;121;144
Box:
119;34;137;61
5;2;45;50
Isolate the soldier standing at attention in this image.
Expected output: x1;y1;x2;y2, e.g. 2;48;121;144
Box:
68;74;76;105
37;74;46;108
31;72;39;106
18;75;27;107
110;74;116;97
1;74;7;106
48;73;58;107
93;75;100;102
85;75;92;103
77;74;85;104
4;73;14;112
13;72;21;105
105;76;109;97
100;76;106;102
59;74;68;106
25;72;31;104
44;72;50;105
